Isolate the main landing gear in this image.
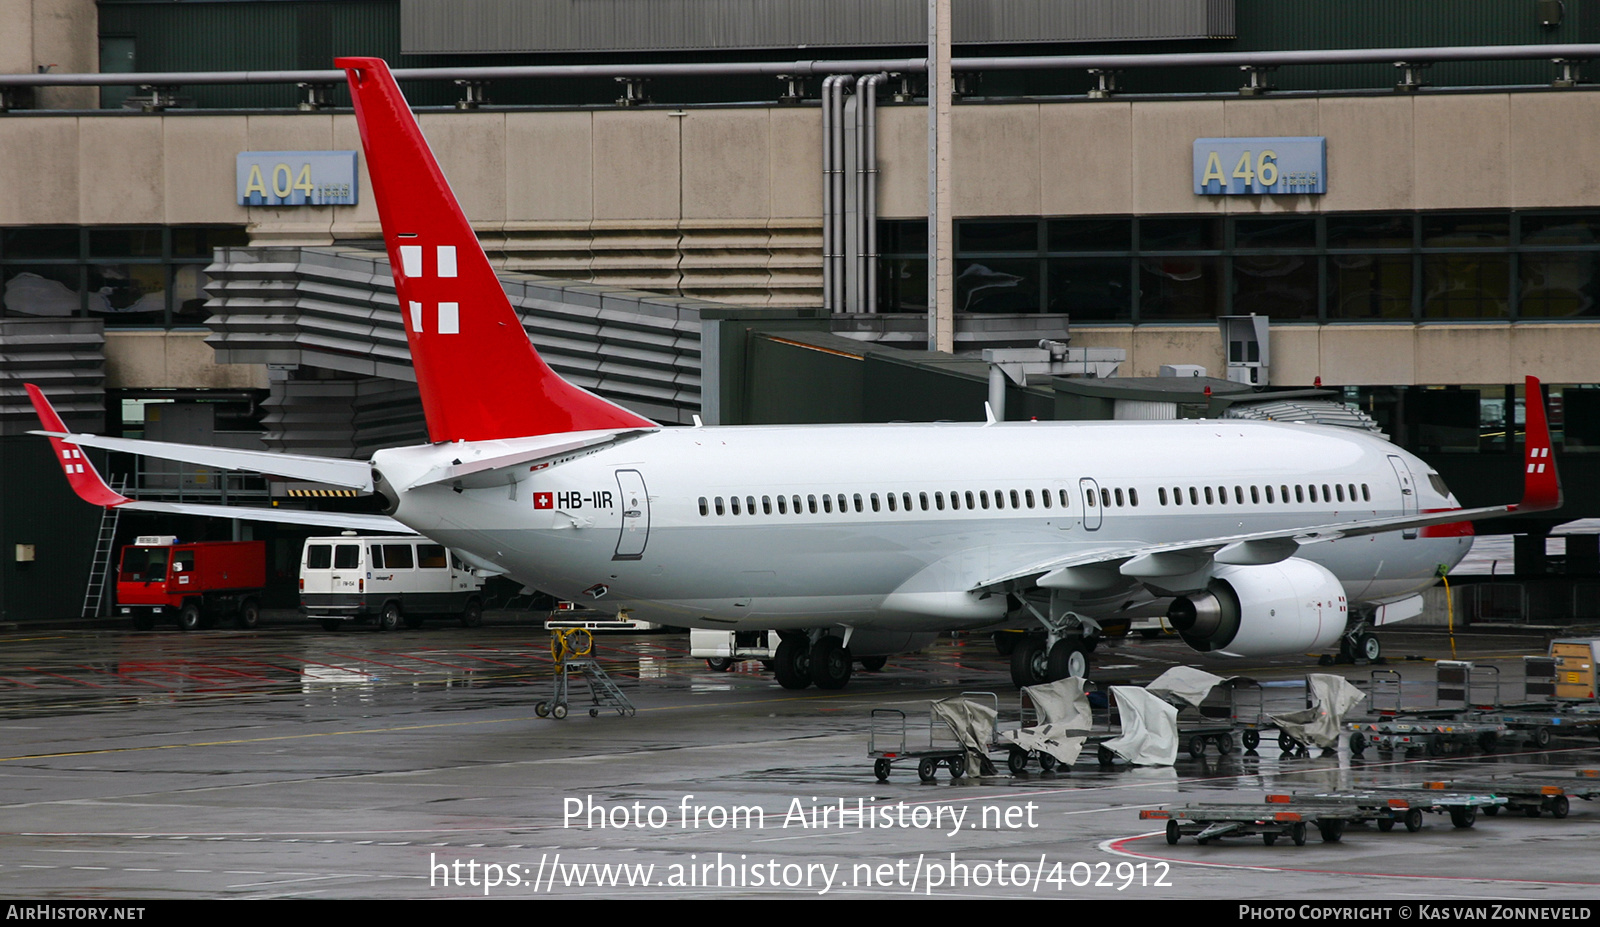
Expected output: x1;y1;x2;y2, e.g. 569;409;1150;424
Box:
1008;633;1092;688
772;633;887;690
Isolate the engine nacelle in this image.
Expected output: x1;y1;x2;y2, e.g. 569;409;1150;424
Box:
1165;559;1348;657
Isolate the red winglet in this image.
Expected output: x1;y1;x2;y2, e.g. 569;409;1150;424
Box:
25;383;129;508
1515;375;1562;513
336;57;656;443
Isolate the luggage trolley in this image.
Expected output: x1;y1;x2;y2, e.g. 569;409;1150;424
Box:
869;692;1001;783
998;677;1109;775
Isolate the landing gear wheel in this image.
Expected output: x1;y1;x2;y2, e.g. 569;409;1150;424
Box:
1079;634;1099;654
1010;636;1048;688
1046;638;1089;681
1404;809;1424;832
459;599;483;628
810;636;853;690
1008;748;1029;775
1551;795;1571;819
236;599;260;630
1291;822;1307;846
1357;632;1382;662
535;701;550;718
947;754;965;779
773;638;812;690
551;703;567;720
993;633;1018;657
1317;820;1344;843
1450;806;1477;828
376;603;401;632
178;603;203;632
874;758;891;782
1166;820;1181;845
918;758;937;783
1242;730;1261;751
1038;753;1059;773
706;658;735;672
320;620;342;632
859;656;888;672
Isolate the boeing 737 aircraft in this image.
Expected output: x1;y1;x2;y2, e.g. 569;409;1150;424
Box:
29;57;1562;691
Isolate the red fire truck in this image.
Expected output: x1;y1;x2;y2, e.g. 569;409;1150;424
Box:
115;536;267;631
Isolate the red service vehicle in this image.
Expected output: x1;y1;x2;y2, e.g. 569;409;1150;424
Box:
116;536;267;631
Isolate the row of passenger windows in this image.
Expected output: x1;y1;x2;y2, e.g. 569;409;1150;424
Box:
697;487;1075;517
1156;483;1372;506
694;481;1374;518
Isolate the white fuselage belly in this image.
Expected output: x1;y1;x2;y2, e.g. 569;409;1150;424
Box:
378;419;1470;631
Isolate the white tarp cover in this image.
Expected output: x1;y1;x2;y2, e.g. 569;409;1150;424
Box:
998;677;1092;765
1101;686;1180;766
1269;674;1367;748
931;696;997;771
1145;666;1227;710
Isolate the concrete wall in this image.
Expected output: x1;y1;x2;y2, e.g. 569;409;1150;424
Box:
9;90;1600;386
104;332;268;390
0;0;97;110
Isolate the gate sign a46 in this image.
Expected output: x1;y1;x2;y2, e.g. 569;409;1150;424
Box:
1193;137;1325;196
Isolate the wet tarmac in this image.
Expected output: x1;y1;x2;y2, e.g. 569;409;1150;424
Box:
2;614;1598;900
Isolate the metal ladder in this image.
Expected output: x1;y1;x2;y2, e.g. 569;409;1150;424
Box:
80;476;127;619
540;657;637;719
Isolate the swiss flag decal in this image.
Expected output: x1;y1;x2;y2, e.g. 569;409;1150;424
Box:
534;492;553;510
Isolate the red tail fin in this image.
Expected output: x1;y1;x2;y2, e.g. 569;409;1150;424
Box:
26;383;129;508
337;57;656;443
1517;375;1562;512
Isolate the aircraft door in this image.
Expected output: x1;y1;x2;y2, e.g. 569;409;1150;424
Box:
1388;455;1418;539
1080;478;1102;531
614;469;650;560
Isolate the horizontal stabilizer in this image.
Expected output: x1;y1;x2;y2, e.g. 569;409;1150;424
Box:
401;428;656;491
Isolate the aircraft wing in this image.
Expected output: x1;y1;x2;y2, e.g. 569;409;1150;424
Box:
28;429;375;491
975;375;1562;593
27;383;411;534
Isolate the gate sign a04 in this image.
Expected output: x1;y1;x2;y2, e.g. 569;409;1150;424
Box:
237;151;360;206
1193;137;1325;196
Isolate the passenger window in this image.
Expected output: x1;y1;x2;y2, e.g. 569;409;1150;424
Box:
1251;485;1260;504
746;495;757;515
903;492;912;511
874;493;883;512
1323;484;1333;503
698;497;709;516
1129;488;1139;507
1362;484;1371;502
1336;484;1345;503
1041;489;1051;509
382;544;414;569
920;492;930;511
731;496;742;515
852;493;863;513
1114;488;1124;507
808;494;818;514
1189;487;1199;506
1235;486;1244;504
1204;486;1214;505
1159;487;1168;506
993;490;1004;510
777;495;788;515
418;544;447;569
1295;485;1305;503
793;495;803;513
980;491;991;510
762;495;772;515
966;491;976;509
822;495;833;513
1010;489;1020;508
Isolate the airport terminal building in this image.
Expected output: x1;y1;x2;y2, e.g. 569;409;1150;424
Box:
4;0;1600;619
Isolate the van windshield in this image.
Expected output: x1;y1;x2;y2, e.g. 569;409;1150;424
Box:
120;546;169;582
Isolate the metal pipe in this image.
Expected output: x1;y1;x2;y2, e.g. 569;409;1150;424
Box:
828;75;850;312
11;43;1600;88
820;74;845;312
862;72;885;314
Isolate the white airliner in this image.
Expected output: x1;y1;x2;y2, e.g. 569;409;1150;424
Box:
29;57;1562;692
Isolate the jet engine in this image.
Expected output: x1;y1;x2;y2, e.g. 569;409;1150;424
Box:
1165;559;1348;656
